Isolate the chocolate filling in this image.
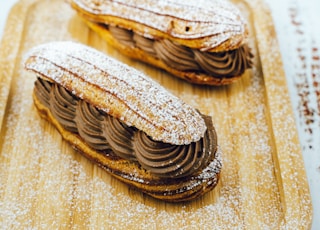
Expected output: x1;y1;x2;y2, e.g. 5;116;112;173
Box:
34;78;218;178
105;24;253;78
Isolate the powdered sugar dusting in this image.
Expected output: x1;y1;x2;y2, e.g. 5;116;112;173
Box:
24;41;207;145
72;0;247;50
0;0;311;229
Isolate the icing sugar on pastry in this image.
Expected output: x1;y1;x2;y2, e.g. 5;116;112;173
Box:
76;0;247;50
25;41;207;145
70;0;254;85
24;41;222;201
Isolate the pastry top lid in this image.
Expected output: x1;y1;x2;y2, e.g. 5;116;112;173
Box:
71;0;248;52
24;41;207;145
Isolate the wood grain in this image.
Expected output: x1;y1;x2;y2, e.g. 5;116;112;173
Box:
0;0;312;229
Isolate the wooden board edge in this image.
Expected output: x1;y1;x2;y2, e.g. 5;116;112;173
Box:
0;0;40;130
246;0;313;228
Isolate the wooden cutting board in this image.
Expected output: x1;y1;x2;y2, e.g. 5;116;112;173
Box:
0;0;312;229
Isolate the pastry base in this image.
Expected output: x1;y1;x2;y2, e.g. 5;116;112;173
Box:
32;92;221;202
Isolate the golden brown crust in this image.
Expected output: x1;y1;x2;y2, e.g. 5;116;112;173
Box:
70;0;248;52
25;41;222;201
33;91;222;202
24;41;207;145
70;0;250;85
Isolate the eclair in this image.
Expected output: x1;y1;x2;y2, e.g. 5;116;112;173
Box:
24;41;222;202
70;0;253;85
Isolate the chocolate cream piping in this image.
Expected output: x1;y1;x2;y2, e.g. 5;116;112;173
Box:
108;25;253;78
34;78;218;178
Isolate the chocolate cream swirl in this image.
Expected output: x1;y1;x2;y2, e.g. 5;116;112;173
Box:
108;25;253;78
34;78;218;178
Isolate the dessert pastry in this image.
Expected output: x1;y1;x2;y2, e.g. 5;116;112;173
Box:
70;0;253;85
24;41;222;202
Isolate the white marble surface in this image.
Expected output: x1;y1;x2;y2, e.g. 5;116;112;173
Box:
0;0;319;229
